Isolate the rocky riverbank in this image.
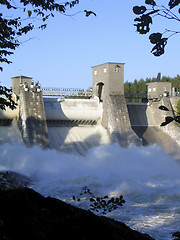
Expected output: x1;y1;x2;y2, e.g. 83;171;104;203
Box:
0;187;154;240
0;171;155;240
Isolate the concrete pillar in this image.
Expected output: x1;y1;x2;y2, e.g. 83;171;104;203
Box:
92;62;141;147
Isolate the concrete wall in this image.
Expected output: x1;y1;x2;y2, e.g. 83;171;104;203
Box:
18;84;49;147
147;82;172;99
170;97;180;112
12;76;33;96
92;63;124;101
127;98;180;151
44;97;102;123
101;95;141;147
127;103;158;127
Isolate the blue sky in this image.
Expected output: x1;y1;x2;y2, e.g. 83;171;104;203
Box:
1;0;179;89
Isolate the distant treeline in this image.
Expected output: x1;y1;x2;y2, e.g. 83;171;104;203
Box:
124;74;180;102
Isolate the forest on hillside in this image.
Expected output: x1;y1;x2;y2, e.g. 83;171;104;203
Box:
124;74;180;103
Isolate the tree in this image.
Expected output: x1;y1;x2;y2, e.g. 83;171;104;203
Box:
124;75;180;103
133;0;180;56
177;99;180;116
0;85;17;110
0;0;95;110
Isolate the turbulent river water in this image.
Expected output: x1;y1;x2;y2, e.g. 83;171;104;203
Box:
0;139;180;240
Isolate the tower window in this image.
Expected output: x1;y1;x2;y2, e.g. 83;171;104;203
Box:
94;70;97;76
115;65;120;72
104;68;107;73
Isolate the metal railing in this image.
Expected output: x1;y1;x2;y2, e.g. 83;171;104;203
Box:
42;87;147;99
42;87;93;97
124;93;147;99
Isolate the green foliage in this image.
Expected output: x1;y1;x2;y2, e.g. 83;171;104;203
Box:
133;0;180;56
72;186;125;215
177;99;180;116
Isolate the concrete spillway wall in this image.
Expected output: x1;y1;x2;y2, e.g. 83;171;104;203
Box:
18;86;49;147
127;98;180;157
44;97;102;124
1;92;180;157
101;95;141;147
127;103;158;127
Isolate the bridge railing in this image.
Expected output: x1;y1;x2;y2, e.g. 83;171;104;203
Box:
42;87;93;97
124;93;147;99
42;87;147;99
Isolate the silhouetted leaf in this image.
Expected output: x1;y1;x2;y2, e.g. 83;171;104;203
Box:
161;122;169;126
134;14;152;34
151;37;168;56
174;116;180;123
90;198;95;202
84;10;96;17
28;10;32;17
133;6;147;15
149;33;162;44
159;105;169;111
145;0;156;5
165;116;174;123
169;0;180;9
161;116;174;126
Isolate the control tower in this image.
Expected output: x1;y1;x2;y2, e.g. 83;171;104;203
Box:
92;62;124;101
92;62;141;147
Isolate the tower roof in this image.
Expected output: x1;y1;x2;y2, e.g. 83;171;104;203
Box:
92;62;125;68
11;75;32;79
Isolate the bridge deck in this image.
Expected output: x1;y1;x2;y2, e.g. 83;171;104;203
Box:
42;87;92;97
42;87;147;99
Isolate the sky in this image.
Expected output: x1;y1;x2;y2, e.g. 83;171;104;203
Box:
0;0;180;89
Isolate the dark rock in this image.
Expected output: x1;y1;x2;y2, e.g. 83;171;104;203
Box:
0;171;31;190
0;187;154;240
172;232;180;240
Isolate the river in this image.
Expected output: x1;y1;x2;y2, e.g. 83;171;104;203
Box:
0;138;180;240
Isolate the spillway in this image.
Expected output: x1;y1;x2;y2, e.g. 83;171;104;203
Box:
0;120;23;144
0;92;180;158
43;97;110;155
0;97;110;154
47;125;110;155
127;102;180;158
44;98;102;124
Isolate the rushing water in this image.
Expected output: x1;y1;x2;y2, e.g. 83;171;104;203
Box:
0;142;180;240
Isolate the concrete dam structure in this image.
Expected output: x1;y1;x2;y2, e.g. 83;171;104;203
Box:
1;63;180;156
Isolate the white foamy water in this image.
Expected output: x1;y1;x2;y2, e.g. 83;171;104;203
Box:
0;143;180;240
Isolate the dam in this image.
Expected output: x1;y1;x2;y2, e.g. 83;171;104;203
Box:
1;62;180;156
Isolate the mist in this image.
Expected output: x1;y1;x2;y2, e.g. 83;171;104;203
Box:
0;143;180;240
